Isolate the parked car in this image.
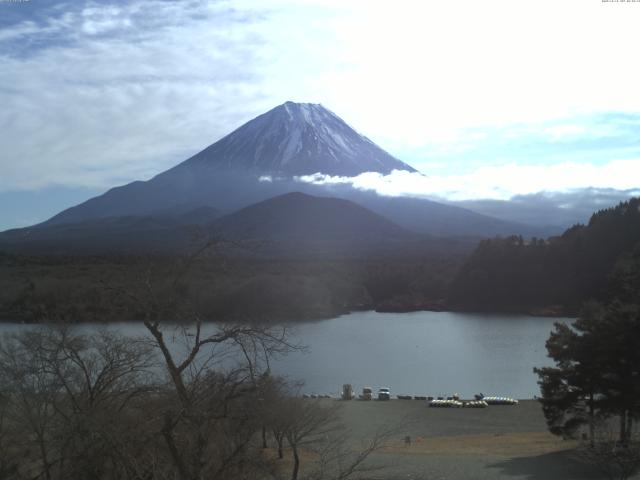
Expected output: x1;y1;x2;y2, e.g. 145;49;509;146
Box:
378;388;390;400
341;384;355;400
360;387;373;400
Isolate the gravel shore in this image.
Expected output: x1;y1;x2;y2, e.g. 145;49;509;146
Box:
320;399;621;479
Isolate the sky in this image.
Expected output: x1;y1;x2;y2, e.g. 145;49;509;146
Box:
1;0;640;230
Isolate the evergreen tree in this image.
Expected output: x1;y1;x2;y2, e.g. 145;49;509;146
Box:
535;245;640;444
534;309;602;442
450;198;640;312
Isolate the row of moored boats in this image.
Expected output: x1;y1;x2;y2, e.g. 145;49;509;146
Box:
429;396;519;408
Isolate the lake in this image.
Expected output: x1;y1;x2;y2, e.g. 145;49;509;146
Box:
0;310;571;399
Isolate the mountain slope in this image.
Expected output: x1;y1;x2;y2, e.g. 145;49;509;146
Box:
5;101;549;243
213;192;408;241
210;192;477;258
0;207;220;254
325;187;558;238
178;101;416;176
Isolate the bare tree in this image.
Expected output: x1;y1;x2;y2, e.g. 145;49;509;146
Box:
306;423;399;480
280;398;342;480
264;395;402;480
0;326;157;480
99;240;302;479
0;393;20;479
0;328;62;480
44;327;156;479
138;318;297;480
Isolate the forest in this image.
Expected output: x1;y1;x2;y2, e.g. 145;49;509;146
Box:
2;198;640;323
0;250;463;324
448;198;640;315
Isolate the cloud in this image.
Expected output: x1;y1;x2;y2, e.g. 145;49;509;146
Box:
0;0;342;191
295;159;640;201
452;189;640;228
398;112;640;177
81;5;132;35
1;0;639;197
313;0;640;148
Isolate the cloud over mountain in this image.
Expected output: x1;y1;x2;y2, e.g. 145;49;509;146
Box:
295;160;640;202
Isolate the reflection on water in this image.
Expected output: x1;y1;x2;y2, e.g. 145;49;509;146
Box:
0;310;571;399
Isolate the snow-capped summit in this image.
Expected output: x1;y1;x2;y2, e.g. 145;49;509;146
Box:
178;101;416;176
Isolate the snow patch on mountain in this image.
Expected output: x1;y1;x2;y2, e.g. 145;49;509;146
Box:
176;101;416;177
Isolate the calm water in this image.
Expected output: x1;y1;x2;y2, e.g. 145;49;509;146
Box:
0;311;571;399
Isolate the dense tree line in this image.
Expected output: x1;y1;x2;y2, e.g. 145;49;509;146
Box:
0;252;464;324
448;198;640;313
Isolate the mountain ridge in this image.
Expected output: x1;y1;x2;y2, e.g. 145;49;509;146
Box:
212;191;409;241
0;192;470;258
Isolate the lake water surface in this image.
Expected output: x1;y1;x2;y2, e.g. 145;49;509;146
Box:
0;310;571;399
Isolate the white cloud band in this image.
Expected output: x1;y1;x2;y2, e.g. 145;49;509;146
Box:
295;160;640;201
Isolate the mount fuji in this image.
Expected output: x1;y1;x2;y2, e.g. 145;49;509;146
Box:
0;102;553;253
39;102;417;226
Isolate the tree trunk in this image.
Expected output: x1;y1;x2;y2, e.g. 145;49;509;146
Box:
144;322;190;406
588;392;595;447
620;410;627;445
626;411;633;444
161;413;191;480
273;431;284;459
291;444;300;480
262;425;267;449
37;436;52;480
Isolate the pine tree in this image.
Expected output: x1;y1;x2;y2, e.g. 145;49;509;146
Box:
535;243;640;444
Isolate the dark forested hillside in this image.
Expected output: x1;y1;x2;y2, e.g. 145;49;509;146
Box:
448;198;640;314
0;251;465;323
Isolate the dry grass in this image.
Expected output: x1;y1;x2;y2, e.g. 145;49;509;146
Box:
382;431;578;458
261;447;320;477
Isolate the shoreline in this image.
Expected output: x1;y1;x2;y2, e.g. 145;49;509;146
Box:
375;302;578;319
0;306;577;324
